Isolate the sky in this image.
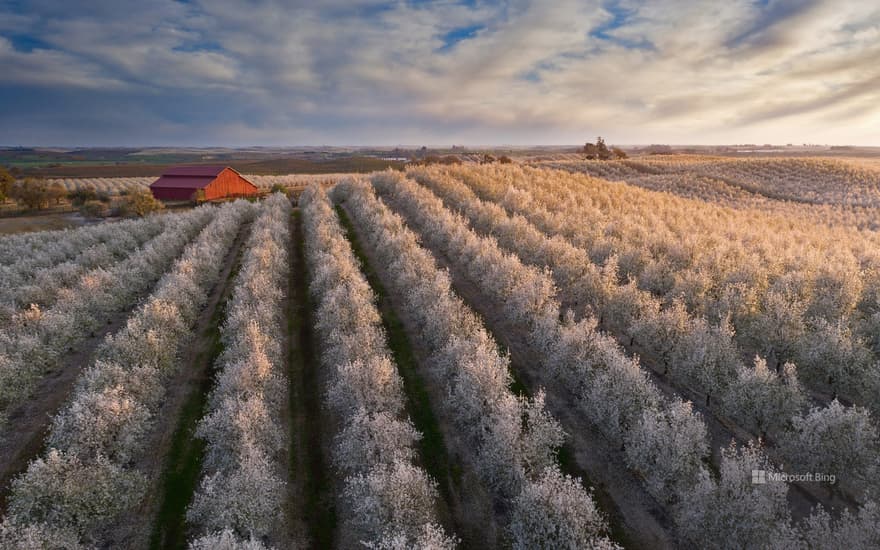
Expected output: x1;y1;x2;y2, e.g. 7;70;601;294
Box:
1;0;879;147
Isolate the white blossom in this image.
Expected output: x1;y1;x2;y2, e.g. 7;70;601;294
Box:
4;200;254;544
509;466;620;550
188;194;291;542
302;185;452;546
189;528;273;550
675;441;794;549
720;357;806;438
0;206;218;421
625;398;710;502
782;400;880;489
336;176;607;545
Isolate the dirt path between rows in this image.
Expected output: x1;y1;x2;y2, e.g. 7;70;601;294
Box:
335;205;460;544
0;308;136;515
340;201;502;549
105;220;251;549
286;208;330;549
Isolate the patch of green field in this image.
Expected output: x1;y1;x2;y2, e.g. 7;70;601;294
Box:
149;230;245;550
335;205;461;499
292;210;337;547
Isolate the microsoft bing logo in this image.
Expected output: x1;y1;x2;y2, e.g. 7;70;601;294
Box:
751;470;766;484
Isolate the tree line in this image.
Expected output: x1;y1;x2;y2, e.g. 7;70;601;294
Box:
0;165;163;217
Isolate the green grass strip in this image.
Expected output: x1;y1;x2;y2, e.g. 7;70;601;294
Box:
149;242;244;550
335;205;461;499
293;209;337;547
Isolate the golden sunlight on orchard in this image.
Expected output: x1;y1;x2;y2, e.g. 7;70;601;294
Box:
2;156;879;548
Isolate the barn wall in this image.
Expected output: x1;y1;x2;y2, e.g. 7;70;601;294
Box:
204;169;259;200
151;186;198;201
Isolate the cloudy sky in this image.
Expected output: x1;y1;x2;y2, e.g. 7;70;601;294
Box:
1;0;878;146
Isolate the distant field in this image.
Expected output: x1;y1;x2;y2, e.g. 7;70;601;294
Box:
1;148;407;177
21;156;405;177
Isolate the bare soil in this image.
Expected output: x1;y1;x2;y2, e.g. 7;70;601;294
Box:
0;212;89;235
0;206;90;234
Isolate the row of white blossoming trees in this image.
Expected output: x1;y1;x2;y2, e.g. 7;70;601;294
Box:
364;168;879;548
334;178;619;549
0;200;254;548
302;185;458;548
407;165;880;500
186;193;292;548
2;161;876;548
0;216;177;332
0;208;218;428
0;215;166;314
469;164;880;411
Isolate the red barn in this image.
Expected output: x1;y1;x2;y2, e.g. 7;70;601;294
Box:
150;166;259;201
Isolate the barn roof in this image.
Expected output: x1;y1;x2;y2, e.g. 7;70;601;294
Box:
150;176;216;189
150;165;235;190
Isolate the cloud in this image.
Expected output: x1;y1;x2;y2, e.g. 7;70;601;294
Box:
0;36;128;89
0;0;878;145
